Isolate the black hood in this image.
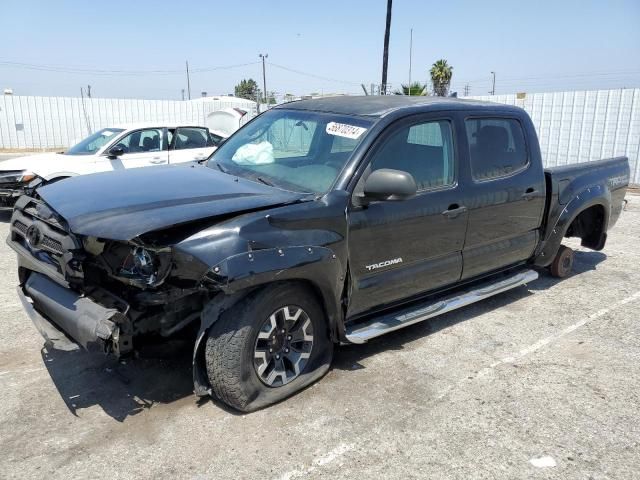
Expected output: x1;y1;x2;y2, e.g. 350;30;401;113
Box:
37;165;305;241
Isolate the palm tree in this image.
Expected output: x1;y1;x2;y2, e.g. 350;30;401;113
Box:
393;82;427;96
430;59;453;96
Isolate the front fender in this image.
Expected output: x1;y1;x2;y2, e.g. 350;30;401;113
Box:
534;184;610;267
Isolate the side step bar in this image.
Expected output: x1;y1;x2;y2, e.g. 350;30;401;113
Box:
345;269;539;344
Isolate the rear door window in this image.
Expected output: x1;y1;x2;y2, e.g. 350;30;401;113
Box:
465;118;528;180
173;127;210;150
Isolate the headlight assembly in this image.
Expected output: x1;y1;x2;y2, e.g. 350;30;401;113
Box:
118;247;159;285
98;242;172;288
0;170;37;185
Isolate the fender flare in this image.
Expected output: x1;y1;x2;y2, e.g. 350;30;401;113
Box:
191;245;345;396
534;184;610;267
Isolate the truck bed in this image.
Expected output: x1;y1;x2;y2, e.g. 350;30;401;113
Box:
535;156;630;266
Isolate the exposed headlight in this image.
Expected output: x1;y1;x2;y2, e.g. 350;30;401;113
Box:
0;170;37;184
90;240;172;288
117;247;159;285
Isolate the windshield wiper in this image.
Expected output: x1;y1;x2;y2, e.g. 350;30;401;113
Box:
255;176;275;187
213;161;227;173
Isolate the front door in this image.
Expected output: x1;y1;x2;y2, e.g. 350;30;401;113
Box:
347;116;468;317
97;128;168;171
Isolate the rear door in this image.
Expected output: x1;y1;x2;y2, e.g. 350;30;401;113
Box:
347;115;467;317
97;128;168;171
461;116;545;279
168;127;215;164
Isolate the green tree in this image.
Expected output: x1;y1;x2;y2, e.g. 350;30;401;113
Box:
430;59;453;96
234;79;259;100
393;82;427;96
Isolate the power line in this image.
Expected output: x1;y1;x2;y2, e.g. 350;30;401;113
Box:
266;62;362;86
0;60;260;76
454;69;640;87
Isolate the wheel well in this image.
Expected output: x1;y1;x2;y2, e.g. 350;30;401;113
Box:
207;280;336;341
565;204;606;250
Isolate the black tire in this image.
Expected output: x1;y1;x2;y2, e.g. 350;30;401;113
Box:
205;283;333;412
550;245;574;278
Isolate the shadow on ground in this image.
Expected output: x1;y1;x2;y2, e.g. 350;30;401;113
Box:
331;250;607;372
38;250;606;422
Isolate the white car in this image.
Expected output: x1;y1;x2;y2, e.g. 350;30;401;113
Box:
0;123;225;209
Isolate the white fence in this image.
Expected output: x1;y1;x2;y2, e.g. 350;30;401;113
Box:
468;88;640;184
0;95;257;150
2;89;639;184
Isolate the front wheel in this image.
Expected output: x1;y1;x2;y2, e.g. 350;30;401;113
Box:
205;284;333;412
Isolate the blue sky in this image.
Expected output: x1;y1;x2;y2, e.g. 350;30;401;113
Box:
1;0;639;99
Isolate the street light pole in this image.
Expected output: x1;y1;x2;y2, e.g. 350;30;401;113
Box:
259;53;268;104
408;28;413;96
490;71;496;96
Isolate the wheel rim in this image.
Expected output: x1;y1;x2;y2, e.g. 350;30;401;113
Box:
253;305;314;387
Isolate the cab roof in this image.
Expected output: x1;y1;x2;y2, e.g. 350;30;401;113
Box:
276;96;522;117
107;122;209;131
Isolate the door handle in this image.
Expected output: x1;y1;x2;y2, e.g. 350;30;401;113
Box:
442;204;467;219
149;157;165;164
522;188;538;201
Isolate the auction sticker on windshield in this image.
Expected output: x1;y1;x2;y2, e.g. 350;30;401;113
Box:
326;122;367;139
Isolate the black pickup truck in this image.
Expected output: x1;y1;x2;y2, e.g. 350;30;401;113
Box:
8;97;629;411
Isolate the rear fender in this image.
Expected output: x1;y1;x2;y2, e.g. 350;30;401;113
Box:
534;184;610;267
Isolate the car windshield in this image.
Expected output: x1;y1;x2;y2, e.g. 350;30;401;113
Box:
207;109;373;193
65;128;125;156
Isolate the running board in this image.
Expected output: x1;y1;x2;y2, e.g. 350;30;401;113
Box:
345;269;539;344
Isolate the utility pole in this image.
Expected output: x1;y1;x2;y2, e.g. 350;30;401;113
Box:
181;89;185;101
186;61;191;100
408;28;413;96
490;71;496;96
464;83;470;96
259;53;268;104
381;0;392;95
87;85;91;98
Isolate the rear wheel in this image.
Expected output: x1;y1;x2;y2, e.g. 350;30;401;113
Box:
205;284;333;412
550;245;574;278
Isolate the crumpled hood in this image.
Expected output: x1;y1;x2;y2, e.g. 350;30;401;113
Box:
37;165;305;241
0;152;64;173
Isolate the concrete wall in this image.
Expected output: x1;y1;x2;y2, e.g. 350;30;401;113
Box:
0;95;257;150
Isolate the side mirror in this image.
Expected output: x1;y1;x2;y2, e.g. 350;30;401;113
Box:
107;146;125;158
363;168;417;202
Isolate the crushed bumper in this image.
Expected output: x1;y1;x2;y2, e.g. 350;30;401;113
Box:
0;188;21;210
19;272;130;355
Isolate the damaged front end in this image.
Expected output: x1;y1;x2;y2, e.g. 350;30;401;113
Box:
8;194;212;357
0;170;39;210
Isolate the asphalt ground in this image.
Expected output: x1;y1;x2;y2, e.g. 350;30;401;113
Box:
0;194;639;479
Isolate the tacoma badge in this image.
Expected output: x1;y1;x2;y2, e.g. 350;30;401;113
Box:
365;258;403;271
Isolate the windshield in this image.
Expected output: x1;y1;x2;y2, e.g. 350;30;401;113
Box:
65;128;125;155
207;109;373;193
